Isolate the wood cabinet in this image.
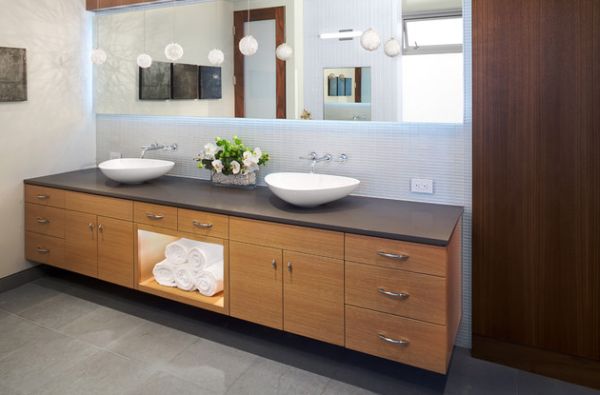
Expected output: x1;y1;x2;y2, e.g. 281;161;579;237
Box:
283;251;344;346
230;241;283;329
24;185;462;374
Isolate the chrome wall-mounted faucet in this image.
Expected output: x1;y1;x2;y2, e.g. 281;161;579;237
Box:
140;142;178;159
299;152;350;173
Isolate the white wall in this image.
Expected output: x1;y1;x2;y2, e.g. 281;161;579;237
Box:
0;0;96;279
95;1;235;117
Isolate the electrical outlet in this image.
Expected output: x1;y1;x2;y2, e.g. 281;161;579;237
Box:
109;152;122;159
411;178;434;194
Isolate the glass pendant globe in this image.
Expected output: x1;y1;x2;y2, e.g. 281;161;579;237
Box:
276;43;293;61
384;37;401;57
239;35;258;56
164;42;184;61
208;49;225;66
136;53;153;69
360;28;381;51
91;48;107;65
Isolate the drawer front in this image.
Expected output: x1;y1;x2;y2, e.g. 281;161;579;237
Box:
134;202;178;230
65;191;133;221
345;305;448;374
25;203;65;239
24;185;65;208
345;262;447;325
178;209;228;239
25;232;65;268
230;217;344;259
345;234;447;277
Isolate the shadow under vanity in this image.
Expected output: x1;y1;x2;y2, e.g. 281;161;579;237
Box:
23;168;463;374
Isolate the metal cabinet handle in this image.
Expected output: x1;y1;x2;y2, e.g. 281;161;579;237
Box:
272;259;277;269
377;251;409;261
145;213;165;220
36;194;49;200
36;217;50;224
378;287;410;300
287;262;293;272
192;220;213;229
88;223;95;231
98;224;104;233
378;333;410;346
36;247;50;254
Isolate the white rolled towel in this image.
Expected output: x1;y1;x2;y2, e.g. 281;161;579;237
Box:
187;242;224;270
194;262;224;297
174;264;196;292
152;259;176;287
165;238;200;265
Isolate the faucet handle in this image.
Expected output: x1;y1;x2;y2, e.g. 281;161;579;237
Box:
335;154;348;163
299;152;318;160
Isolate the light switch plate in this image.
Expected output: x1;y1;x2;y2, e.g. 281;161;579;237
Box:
411;178;434;194
109;152;122;159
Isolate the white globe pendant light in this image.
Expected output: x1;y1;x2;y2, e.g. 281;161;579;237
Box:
137;53;153;68
360;28;381;51
239;35;258;56
136;10;153;69
384;37;401;57
91;48;107;65
208;48;225;66
165;42;184;61
276;43;293;61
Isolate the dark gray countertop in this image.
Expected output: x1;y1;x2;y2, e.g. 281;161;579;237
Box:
25;169;463;246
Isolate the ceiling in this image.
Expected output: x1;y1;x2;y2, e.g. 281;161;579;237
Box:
402;0;462;15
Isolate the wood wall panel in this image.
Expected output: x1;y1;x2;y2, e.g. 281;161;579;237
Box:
473;0;600;387
86;0;163;11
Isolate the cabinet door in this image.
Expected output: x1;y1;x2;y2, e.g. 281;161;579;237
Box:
98;216;134;288
283;251;344;346
230;241;283;329
65;211;98;277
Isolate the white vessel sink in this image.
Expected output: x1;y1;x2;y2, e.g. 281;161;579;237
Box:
99;158;174;184
265;172;360;207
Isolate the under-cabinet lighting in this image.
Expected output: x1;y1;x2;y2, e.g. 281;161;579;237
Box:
319;30;363;40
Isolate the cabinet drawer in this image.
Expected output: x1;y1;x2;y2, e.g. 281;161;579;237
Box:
134;202;177;230
65;191;133;221
230;217;343;259
345;234;447;277
345;262;446;325
25;232;65;268
345;305;448;374
25;203;65;239
24;185;65;208
178;209;228;239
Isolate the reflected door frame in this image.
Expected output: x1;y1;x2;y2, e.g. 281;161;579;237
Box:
234;6;286;119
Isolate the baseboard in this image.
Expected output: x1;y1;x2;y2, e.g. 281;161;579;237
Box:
472;335;600;390
0;265;47;293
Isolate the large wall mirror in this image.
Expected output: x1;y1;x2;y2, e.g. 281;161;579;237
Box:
95;0;463;123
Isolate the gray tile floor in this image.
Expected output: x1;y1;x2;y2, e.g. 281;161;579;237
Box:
0;274;598;395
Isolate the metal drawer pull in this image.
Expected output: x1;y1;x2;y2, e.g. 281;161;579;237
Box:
192;220;213;229
145;213;165;220
36;194;49;200
287;262;293;272
378;333;410;346
36;217;50;224
36;247;50;254
272;259;277;269
377;251;409;261
378;288;410;300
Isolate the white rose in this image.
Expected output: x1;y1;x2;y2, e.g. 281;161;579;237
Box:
243;151;256;164
203;143;218;159
253;147;262;159
211;159;223;173
231;160;241;175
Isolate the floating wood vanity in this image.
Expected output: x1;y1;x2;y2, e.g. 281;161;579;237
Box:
24;169;462;374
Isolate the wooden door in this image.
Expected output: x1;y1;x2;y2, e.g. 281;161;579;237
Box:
98;216;134;288
283;251;344;346
65;211;98;277
230;241;283;329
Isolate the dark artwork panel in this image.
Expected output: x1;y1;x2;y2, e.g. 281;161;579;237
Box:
0;47;27;102
337;77;346;96
328;76;338;97
139;61;171;100
344;78;353;97
172;63;199;100
199;66;222;99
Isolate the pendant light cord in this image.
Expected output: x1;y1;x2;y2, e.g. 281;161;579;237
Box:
95;0;100;49
247;0;251;35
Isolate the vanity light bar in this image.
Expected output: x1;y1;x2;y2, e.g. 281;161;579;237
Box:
319;30;363;40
